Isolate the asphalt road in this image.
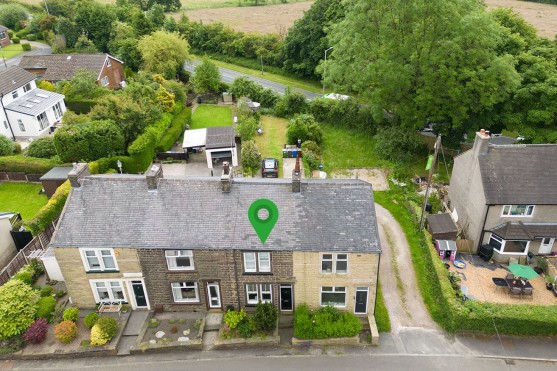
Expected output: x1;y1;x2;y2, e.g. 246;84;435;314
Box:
184;59;322;100
0;41;52;70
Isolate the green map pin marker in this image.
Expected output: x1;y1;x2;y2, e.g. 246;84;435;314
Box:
248;199;279;244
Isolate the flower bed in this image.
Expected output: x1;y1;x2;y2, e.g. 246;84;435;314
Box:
213;320;279;350
293;304;362;341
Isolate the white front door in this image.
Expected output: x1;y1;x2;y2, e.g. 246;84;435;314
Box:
539;238;555;255
207;282;221;309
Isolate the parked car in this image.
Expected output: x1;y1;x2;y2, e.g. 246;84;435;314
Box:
262;158;278;178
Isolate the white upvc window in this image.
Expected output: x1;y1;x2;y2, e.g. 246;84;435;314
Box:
53;102;63;120
91;280;126;303
37;111;49;130
165;250;194;270
171;281;199;302
246;283;272;305
106;58;111;67
501;205;535;217
12;91;18;99
23;83;31;93
101;76;109;86
243;252;271;273
18;119;25;132
81;248;118;272
490;233;529;255
320;286;346;307
321;253;348;274
3;121;7;129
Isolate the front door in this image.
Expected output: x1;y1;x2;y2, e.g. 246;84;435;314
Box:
131;280;148;308
280;284;293;311
539;238;555;254
354;287;368;314
207;282;221;309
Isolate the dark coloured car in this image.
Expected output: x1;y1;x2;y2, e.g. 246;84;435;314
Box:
262;158;279;178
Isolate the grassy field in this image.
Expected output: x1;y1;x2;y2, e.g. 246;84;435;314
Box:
0;182;47;220
254;115;288;177
1;44;28;58
190;105;232;129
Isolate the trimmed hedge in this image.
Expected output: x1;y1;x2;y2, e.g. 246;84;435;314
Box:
155;106;191;152
308;98;377;135
64;99;98;114
374;189;557;336
128;111;174;172
0;155;63;174
21;43;31;51
25;180;71;235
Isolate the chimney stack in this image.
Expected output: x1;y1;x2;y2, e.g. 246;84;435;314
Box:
292;157;301;193
221;166;233;193
68;163;90;188
146;163;163;190
473;129;490;158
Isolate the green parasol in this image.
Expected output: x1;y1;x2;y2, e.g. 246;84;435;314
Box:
507;264;539;280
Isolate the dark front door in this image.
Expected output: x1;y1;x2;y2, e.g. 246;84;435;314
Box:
132;281;147;308
280;285;293;311
355;288;368;314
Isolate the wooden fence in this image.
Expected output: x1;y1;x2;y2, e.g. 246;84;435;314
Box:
0;219;58;286
0;171;43;182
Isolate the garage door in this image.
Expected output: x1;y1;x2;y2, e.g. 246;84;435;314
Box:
211;151;232;160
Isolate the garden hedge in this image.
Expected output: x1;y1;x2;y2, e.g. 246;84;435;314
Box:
64;99;98;114
25;180;71;235
0;155;63;174
155;106;191;152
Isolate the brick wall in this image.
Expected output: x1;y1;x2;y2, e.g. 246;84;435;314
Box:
293;251;379;315
99;58;125;89
137;249;294;312
54;247;142;308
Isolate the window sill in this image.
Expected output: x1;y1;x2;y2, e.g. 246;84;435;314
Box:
493;248;528;255
242;272;273;276
167;269;197;273
173;301;201;305
86;270;119;274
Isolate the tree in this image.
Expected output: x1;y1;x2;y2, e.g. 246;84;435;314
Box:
282;0;344;78
132;9;155;36
0;280;37;340
0;135;15;156
286;114;323;145
59;69;104;100
55;17;79;49
74;35;98;53
26;137;58;158
138;31;190;79
0;3;29;30
236;116;259;142
324;0;520;134
74;2;116;52
147;4;166;30
274;89;308;118
192;57;221;93
241;140;261;177
374;125;427;163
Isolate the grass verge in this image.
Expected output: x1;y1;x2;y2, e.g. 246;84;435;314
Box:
375;281;391;333
190;105;232;129
254;115;288;178
0;182;47;220
1;44;28;58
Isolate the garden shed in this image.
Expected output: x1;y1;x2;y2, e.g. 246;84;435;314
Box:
182;126;238;169
40;166;73;198
427;213;458;240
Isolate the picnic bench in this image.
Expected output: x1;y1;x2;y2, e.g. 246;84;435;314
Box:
98;300;122;316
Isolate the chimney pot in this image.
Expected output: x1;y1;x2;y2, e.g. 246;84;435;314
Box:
68;163;90;188
221;167;233;193
146;163;163;190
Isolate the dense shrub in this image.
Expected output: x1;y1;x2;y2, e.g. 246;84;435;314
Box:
155;106;190;152
308;98;376;134
0;155;63;173
40;286;54;298
254;302;277;332
0;135;15;156
54;320;77;344
23;318;48;344
128;112;173;171
286;114;323;145
63;307;79;322
274;90;308;118
375;126;427;163
223;309;246;330
228;77;279;108
240;140;261;177
25;180;70;235
26;137;58;158
12;37;20;44
29;258;45;279
26;34;37;41
293;304;361;339
13;142;22;154
83;313;99;330
237;316;255;339
14;272;32;285
36;297;56;322
96;317;118;339
64;99;98;114
90;324;107;346
0;280;37;340
21;42;31;51
15;29;28;38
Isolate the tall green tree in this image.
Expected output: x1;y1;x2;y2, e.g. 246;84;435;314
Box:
192;57;221;93
138;31;190;79
324;0;520;134
0;3;29;29
282;0;344;79
55;17;79;49
74;2;117;52
241;140;261;177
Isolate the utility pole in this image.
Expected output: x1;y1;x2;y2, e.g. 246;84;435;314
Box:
260;55;264;75
322;46;333;96
419;134;442;231
43;0;50;15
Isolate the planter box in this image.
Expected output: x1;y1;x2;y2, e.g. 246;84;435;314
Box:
291;334;361;347
213;320;279;350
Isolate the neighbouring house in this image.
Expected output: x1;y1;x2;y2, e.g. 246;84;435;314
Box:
39;166;72;198
0;66;66;141
182;126;239;169
19;54;125;90
448;129;557;263
0;212;18;268
0;25;10;48
47;163;381;317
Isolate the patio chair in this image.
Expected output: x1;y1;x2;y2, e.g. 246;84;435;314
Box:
522;287;533;300
505;273;515;280
509;287;522;299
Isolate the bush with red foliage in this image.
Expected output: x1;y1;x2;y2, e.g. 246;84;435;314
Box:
23;318;49;344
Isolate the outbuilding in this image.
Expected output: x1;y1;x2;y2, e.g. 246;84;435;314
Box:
427;213;458;240
182;126;238;169
40;166;72;198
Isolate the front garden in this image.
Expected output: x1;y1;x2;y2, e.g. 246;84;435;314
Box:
292;304;361;345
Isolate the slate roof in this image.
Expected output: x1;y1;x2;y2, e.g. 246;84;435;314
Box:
427;213;458;235
490;222;557;240
478;144;557;204
0;66;35;95
40;167;73;181
5;88;65;116
206;126;235;149
50;176;381;253
18;54;117;81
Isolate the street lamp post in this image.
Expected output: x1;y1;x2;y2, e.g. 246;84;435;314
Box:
116;160;122;174
322;47;334;96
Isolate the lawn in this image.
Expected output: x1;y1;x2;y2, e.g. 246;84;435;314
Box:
190;105;232;129
375;280;391;333
254;115;288;177
0;182;47;220
1;44;29;58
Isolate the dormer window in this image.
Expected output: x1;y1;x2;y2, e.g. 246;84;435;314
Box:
23;83;32;93
501;205;534;217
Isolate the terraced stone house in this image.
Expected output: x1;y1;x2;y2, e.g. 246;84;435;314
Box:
48;164;381;316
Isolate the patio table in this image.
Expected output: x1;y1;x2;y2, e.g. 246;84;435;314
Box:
505;278;533;289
